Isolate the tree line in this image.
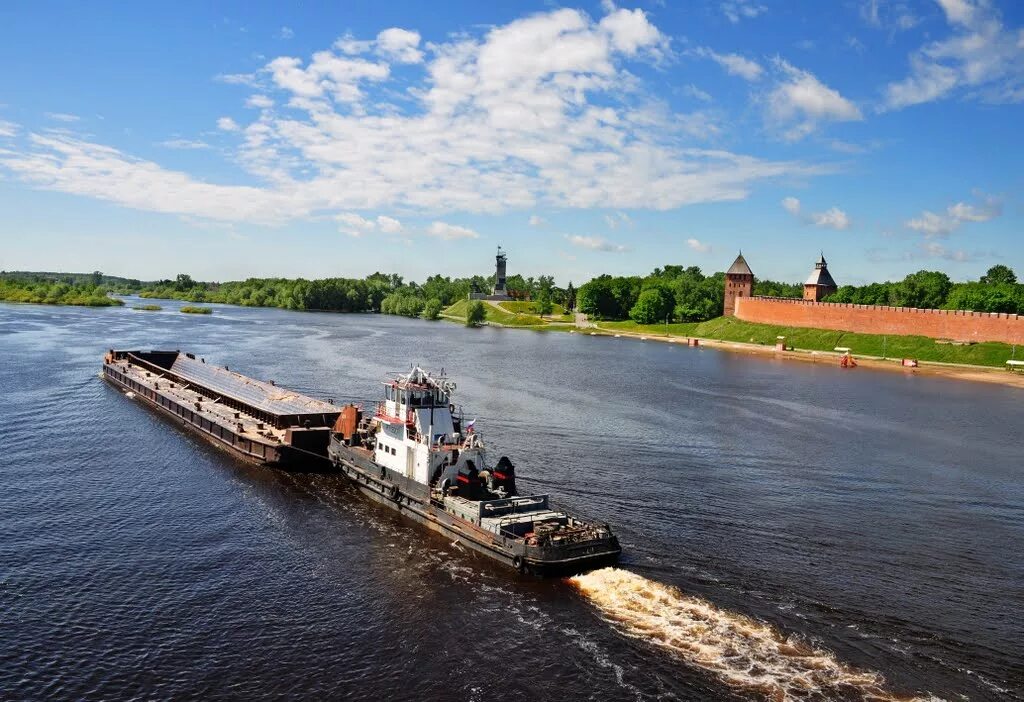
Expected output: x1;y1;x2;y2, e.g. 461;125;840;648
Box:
824;265;1023;315
0;273;125;306
5;263;1022;320
575;265;801;323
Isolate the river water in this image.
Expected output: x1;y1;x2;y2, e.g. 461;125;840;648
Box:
1;299;1021;701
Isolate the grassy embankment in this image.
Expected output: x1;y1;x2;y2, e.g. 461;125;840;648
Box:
443;300;573;327
596;317;1017;368
180;306;213;314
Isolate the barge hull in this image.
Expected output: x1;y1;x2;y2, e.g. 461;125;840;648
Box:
103;367;290;466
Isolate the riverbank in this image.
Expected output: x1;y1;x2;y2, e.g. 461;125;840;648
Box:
581;324;1024;389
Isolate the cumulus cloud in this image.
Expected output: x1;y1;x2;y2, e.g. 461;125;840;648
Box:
782;196;850;229
428;221;479;240
882;0;1024;110
810;206;850;230
528;214;545;226
375;28;423;64
686;237;712;253
766;59;862;140
695;47;763;81
217;116;240;131
720;1;767;24
905;195;1002;237
566;234;628;252
245;94;274;109
0;8;817;226
336;212;404;236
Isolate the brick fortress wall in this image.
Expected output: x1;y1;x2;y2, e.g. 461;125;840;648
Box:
734;296;1024;345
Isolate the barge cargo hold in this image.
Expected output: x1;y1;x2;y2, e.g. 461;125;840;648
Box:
103;350;340;467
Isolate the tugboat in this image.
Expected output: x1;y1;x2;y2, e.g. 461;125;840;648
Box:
328;367;621;575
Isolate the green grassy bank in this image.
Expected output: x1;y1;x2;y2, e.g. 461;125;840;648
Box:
444;300;572;327
596;317;1018;368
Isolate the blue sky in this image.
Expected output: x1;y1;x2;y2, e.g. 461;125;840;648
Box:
1;0;1022;286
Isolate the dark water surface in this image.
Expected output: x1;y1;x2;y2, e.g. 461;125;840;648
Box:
1;300;1021;701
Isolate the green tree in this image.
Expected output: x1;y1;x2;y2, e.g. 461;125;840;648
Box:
630;286;674;324
535;290;553;317
897;270;951;309
422;298;443;320
981;264;1017;285
564;281;576;311
466;300;486;327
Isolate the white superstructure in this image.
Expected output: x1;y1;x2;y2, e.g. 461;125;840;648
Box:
370;367;484;488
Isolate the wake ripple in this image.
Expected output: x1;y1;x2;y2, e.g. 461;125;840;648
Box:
570;568;944;702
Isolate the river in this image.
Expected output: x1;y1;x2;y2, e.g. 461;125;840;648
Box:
1;299;1021;701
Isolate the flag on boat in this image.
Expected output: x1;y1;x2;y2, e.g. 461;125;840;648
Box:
466;419;476;432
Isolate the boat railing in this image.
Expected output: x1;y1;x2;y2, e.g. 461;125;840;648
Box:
375;401;414;425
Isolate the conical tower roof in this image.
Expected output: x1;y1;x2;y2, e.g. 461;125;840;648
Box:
805;253;837;287
726;252;753;276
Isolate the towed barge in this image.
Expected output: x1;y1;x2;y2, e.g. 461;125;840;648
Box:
328;367;621;575
104;351;621;575
102;350;340;467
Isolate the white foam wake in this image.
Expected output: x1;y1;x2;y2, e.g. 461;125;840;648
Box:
570;568;943;702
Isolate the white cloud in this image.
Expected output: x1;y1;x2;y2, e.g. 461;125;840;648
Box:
45;112;80;123
766;59;862;140
686;237;712;253
528;214;545;226
245;94;274;109
336;212;404;236
0;120;18;137
160;139;211;150
278;26;294;40
428;221;479;240
0;8;818;226
782;196;850;229
599;8;668;58
696;48;763;81
882;0;1024;110
810;206;850;230
566;234;628;252
217;116;240;131
376;214;403;233
720;1;767;24
905;195;1002;237
375;28;423;64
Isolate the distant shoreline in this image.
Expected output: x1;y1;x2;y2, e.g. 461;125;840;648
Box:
579;326;1024;390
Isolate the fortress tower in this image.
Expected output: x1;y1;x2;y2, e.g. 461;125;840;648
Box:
803;253;838;302
724;252;754;316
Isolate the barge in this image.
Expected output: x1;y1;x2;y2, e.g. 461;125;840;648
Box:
328;367;621;575
102;350;340;467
